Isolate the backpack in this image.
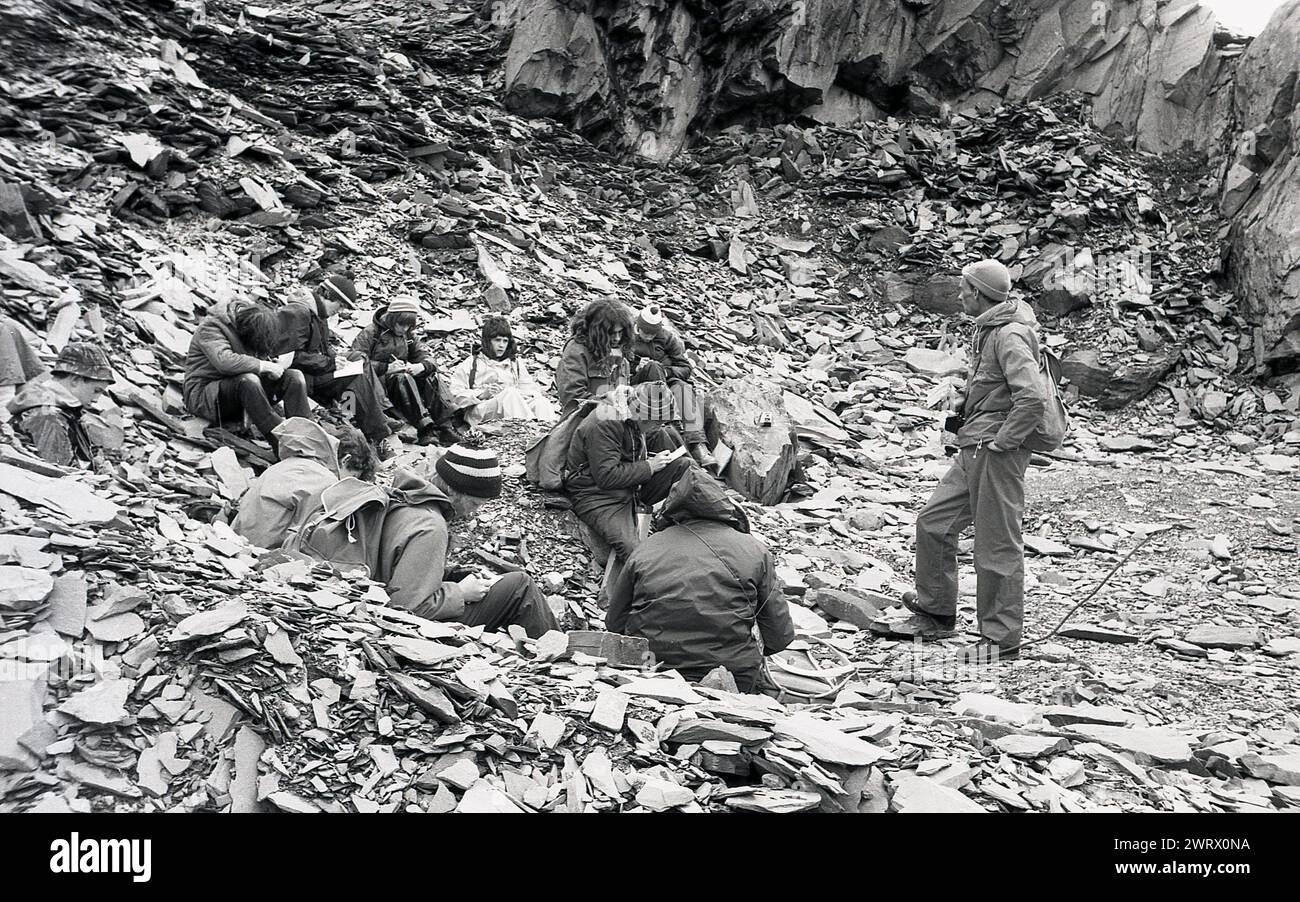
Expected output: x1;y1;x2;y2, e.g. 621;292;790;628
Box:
966;323;1070;453
524;399;598;490
1013;328;1070;453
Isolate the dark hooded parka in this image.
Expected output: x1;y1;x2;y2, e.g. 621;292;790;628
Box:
606;468;795;691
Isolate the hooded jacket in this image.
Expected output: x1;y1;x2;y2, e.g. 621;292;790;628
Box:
606;469;795;688
231;418;340;550
289;476;391;576
0;316;45;388
7;374;93;466
555;313;626;412
958;299;1050;450
375;468;467;622
183;298;268;422
348;306;435;378
563;401;653;500
631;326;691;383
274;293;335;381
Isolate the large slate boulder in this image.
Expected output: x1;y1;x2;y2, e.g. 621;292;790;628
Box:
499;0;1239;158
1061;347;1182;409
877;271;963;316
705;378;798;506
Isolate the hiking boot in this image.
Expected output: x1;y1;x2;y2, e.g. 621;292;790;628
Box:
689;443;718;471
416;425;439;446
955;639;1020;665
901;596;954;628
436;425;468;446
869;610;958;641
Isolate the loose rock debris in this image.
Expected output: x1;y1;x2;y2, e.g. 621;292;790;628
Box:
0;0;1297;814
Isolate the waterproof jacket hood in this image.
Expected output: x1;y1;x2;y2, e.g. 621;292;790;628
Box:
656;467;749;533
231;418;342;551
6;372;82;416
273;417;340;476
974;298;1038;332
388;467;452;514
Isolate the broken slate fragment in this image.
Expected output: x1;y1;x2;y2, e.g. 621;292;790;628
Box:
773;713;885;766
1066;725;1193;766
1057;624;1138;644
170;602;249;641
1183;625;1262;650
589;687;629;733
57;678;132;725
992;734;1072;759
1239;753;1300;787
891;775;985;813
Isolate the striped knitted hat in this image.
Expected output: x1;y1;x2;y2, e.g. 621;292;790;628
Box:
387;295;422;316
318;274;357;306
434;444;502;498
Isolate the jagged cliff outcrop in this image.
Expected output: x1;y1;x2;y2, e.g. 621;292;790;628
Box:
500;0;1300;362
1224;0;1300;363
501;0;1245;161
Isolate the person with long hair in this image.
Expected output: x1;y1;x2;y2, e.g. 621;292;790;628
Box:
554;297;634;413
447;315;558;425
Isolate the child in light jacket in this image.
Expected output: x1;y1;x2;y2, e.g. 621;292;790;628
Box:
448;316;558;425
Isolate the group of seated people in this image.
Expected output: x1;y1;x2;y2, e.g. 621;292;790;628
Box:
4;288;795;692
231;418;560;639
182;274;556;459
231;412;793;692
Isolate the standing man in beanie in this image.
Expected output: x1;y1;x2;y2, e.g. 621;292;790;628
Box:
275;275;394;451
377;445;558;637
565;383;695;588
349;294;463;446
184;297;311;457
875;259;1049;664
630;304;718;470
7;341;114;467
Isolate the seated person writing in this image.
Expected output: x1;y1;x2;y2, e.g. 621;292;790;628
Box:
447;316;558;426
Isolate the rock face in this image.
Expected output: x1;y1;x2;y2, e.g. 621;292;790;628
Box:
706;378;799;505
1223;0;1300;363
501;0;1243;161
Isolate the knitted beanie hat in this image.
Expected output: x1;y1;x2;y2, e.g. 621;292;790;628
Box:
387;295;422;316
319;274;358;306
434;444;502;499
961;259;1012;302
626;380;677;423
636;304;665;334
